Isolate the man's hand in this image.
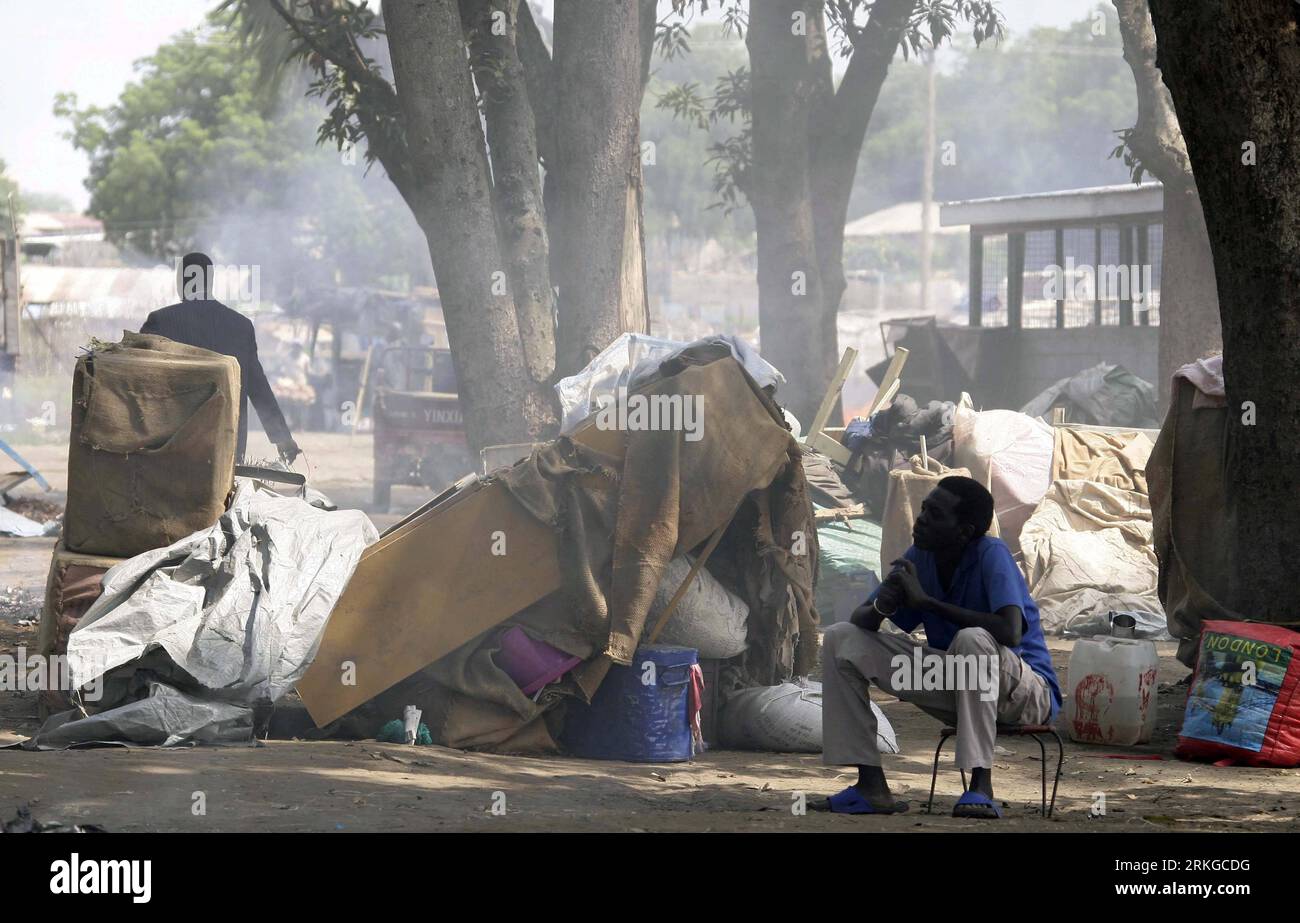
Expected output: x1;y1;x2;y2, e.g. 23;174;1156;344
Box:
849;580;904;630
875;578;905;612
848;602;877;630
889;558;930;609
277;439;301;465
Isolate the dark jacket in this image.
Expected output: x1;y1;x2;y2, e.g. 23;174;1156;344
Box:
140;299;292;459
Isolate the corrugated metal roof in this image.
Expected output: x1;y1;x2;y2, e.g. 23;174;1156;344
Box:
940;183;1164;228
20;265;175;316
844;201;965;238
20;264;267;318
19;211;105;237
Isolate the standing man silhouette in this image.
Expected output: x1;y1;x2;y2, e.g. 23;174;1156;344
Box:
141;252;299;463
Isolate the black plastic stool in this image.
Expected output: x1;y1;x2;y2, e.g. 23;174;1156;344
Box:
925;723;1064;817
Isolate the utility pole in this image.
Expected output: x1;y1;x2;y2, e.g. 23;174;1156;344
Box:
920;49;937;314
2;194;21;392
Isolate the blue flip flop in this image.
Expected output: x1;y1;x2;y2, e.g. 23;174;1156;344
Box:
821;786;909;815
952;790;1003;819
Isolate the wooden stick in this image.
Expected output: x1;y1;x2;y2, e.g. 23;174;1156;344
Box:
806;430;851;465
814;503;867;522
866;346;909;418
350;343;375;441
805;347;858;440
875;378;901;411
646;514;734;644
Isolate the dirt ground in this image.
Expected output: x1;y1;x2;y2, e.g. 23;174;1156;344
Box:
2;434;1297;833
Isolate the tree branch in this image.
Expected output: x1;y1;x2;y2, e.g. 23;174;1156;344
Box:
460;0;558;384
265;0;417;203
1112;0;1193;189
268;0;388;97
808;0;915;260
638;0;658;92
822;0;916;144
517;0;557;168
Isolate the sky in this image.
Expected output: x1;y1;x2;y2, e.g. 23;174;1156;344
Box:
0;0;1103;211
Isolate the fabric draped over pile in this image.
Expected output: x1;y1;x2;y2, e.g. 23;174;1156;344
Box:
354;345;820;752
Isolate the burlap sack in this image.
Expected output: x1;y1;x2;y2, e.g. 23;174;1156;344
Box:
36;542;125;718
880;454;999;577
64;332;239;556
1149;373;1240;667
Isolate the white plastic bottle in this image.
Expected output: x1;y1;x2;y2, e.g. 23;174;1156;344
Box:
1065;623;1160;746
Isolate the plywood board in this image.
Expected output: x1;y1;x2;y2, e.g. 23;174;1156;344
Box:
298;421;628;726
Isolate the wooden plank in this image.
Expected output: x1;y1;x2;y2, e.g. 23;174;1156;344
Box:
866;346;909;418
874;378;901;412
296;477;566;726
805;347;858;439
350;344;374;440
806;431;851;466
299;417;628;726
814;503;867;522
646;514;732;644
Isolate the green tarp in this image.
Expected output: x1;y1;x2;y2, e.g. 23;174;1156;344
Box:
815;512;883;625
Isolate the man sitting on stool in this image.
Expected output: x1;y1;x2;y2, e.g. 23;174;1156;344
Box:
816;476;1061;818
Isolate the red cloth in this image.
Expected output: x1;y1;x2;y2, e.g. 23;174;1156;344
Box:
688;663;705;754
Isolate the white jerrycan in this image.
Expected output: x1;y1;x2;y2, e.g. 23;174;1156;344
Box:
1064;613;1160;746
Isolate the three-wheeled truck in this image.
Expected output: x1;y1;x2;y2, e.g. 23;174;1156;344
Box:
371;347;473;512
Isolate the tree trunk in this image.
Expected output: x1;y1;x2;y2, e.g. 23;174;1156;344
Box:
550;0;649;376
516;0;557;169
382;0;553;451
1111;0;1221;408
747;0;827;426
1156;182;1219;399
461;0;557;386
807;0;915;422
1146;0;1300;616
748;0;914;424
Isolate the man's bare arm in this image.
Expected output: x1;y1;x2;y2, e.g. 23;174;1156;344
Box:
849;576;906;632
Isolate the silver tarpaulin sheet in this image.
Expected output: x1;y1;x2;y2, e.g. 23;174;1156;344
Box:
24;481;377;748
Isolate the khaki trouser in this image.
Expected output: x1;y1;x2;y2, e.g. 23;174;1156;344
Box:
821;621;1053;770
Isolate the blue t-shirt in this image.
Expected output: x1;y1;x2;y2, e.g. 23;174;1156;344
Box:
869;536;1062;720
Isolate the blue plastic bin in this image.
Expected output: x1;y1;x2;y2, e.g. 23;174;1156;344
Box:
562;644;698;762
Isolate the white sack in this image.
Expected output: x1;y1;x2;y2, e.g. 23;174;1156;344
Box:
648;555;750;658
719;679;898;754
952;406;1054;554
